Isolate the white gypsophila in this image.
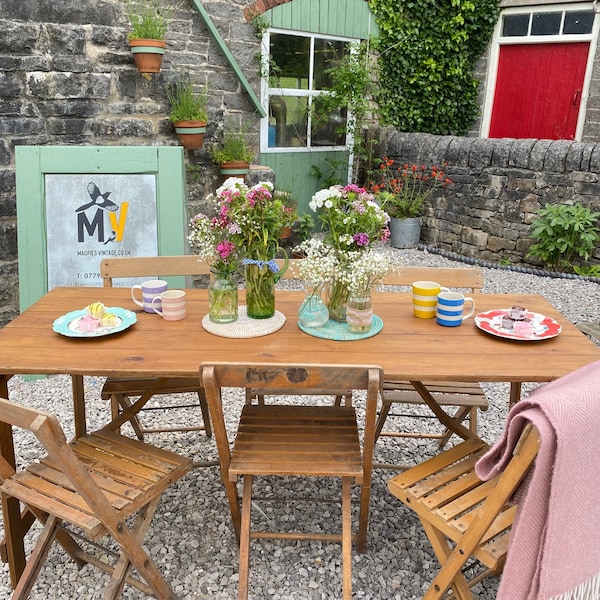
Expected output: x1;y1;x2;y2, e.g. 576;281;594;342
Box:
294;238;337;287
346;249;395;297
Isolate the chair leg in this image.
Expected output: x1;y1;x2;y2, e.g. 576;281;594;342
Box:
437;405;474;449
420;519;472;600
238;475;253;600
113;394;145;441
12;515;60;600
374;400;392;442
197;391;212;437
341;476;352;600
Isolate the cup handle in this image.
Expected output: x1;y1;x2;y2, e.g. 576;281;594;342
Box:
440;286;450;293
131;285;144;308
462;297;475;320
151;296;163;316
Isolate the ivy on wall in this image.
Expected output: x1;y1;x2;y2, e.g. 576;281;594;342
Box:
368;0;500;135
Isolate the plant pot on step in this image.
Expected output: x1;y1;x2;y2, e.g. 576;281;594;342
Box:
219;160;250;180
389;216;422;249
129;39;166;74
174;120;207;150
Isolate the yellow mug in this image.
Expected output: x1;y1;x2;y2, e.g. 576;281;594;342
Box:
412;280;450;318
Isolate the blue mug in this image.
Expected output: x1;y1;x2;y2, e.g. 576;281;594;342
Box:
436;291;475;327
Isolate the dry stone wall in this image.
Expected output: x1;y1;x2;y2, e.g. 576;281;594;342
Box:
379;129;600;269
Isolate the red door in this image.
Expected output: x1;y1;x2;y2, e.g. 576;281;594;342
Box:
489;42;589;140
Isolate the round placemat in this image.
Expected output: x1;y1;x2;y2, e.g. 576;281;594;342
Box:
202;305;286;338
298;315;383;341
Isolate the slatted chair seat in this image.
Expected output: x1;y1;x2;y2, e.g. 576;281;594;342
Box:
388;424;540;599
0;397;193;599
99;255;213;442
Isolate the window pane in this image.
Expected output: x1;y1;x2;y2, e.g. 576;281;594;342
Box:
311;97;347;147
270;33;309;89
312;39;350;90
531;12;561;36
502;14;529;37
268;96;308;148
563;11;594;35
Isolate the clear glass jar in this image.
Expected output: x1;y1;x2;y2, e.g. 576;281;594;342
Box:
298;284;329;328
208;269;238;323
324;279;350;323
346;294;373;333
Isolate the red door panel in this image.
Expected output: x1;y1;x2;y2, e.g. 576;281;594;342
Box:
489;42;588;140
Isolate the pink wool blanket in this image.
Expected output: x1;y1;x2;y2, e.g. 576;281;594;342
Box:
475;360;600;600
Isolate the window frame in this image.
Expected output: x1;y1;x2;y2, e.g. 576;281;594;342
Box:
260;27;359;154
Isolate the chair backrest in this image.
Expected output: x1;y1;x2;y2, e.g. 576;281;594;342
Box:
101;255;211;287
201;362;382;475
382;265;484;293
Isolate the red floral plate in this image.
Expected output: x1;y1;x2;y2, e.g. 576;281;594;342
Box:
475;309;562;341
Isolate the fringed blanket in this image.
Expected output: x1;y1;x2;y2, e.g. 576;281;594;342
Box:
476;360;600;600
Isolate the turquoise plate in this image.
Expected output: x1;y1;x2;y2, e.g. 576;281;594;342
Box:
298;315;383;341
52;307;137;338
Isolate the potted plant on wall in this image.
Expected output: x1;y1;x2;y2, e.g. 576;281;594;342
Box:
209;125;254;179
167;77;209;150
371;158;452;249
126;0;174;75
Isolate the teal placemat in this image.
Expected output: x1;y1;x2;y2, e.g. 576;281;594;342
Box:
298;315;383;341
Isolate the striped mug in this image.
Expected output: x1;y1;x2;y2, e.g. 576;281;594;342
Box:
436;291;475;327
412;281;450;319
151;289;187;321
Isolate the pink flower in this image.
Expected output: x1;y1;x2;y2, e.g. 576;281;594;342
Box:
353;233;370;246
216;240;235;259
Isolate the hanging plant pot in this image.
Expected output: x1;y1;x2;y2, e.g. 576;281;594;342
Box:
129;39;166;74
219;161;250;180
174;120;207;150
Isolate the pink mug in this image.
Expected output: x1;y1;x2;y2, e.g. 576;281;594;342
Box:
151;290;186;321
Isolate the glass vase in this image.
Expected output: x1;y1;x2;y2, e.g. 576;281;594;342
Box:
346;294;373;333
208;269;238;323
325;279;350;323
298;284;329;328
245;262;276;319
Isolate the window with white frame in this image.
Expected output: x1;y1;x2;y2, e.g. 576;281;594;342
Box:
500;7;594;39
260;29;358;152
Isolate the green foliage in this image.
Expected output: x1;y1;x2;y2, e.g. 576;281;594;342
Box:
126;0;174;41
528;203;600;272
293;213;315;242
166;78;208;123
368;0;500;134
210;125;254;165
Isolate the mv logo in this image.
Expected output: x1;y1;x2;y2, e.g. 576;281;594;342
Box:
76;182;129;244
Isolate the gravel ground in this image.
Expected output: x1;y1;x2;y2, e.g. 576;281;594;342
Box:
0;248;598;599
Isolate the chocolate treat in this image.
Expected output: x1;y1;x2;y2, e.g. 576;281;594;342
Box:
501;315;514;330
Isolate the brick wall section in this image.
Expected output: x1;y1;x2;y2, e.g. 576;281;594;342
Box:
379;128;600;267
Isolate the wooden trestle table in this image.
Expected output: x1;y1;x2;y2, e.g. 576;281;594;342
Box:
0;286;598;585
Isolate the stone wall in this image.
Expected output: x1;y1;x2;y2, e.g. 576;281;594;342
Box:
0;0;261;326
379;129;600;268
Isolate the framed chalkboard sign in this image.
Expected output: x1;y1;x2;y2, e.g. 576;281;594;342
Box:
15;146;188;311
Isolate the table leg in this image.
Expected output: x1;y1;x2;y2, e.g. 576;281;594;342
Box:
0;374;27;586
509;382;522;408
409;381;478;441
71;375;87;439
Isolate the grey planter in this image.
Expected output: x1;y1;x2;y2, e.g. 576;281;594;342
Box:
389;216;422;249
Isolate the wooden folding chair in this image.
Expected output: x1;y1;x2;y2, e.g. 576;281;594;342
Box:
100;255;212;441
201;362;382;600
388;423;540;599
0;396;193;599
375;266;488;451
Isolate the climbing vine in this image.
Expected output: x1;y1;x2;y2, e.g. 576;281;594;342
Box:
369;0;500;135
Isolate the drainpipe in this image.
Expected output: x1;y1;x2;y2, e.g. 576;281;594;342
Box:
189;0;267;118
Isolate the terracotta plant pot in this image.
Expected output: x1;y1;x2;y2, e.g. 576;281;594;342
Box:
219;160;250;180
129;39;166;74
174;120;207;150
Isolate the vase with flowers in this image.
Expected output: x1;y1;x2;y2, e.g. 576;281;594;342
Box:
188;211;240;323
211;178;294;319
308;184;391;321
371;157;452;249
345;249;395;333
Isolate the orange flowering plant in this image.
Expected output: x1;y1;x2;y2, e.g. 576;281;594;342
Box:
370;157;452;219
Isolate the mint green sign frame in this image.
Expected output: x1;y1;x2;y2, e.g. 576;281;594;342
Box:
15;146;188;311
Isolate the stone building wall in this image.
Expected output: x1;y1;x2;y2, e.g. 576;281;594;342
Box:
0;0;262;325
379;129;600;268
